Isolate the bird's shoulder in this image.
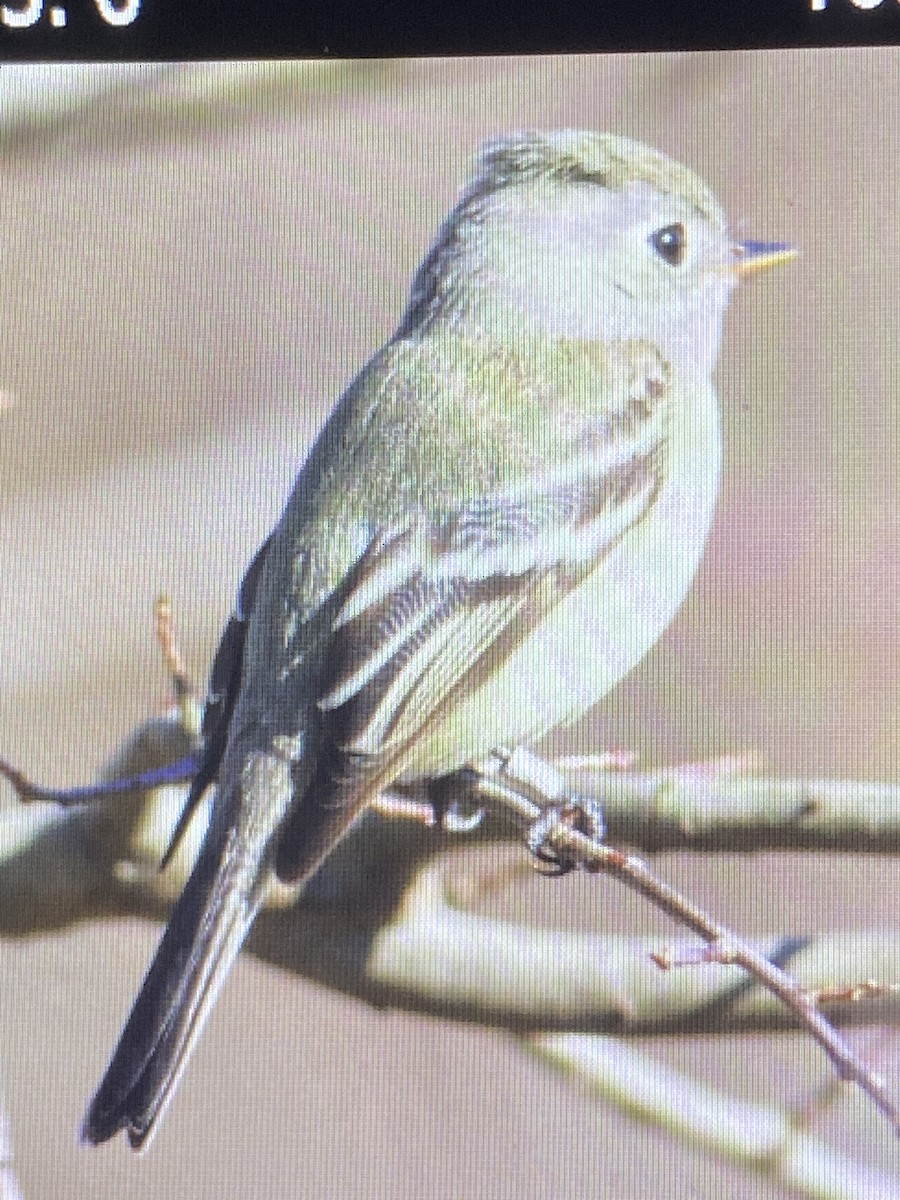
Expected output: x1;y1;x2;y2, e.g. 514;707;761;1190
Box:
295;326;671;517
252;329;672;631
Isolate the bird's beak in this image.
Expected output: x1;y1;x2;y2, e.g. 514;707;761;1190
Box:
731;240;798;278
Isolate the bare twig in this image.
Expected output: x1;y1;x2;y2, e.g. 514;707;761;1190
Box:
154;593;193;705
470;748;900;1135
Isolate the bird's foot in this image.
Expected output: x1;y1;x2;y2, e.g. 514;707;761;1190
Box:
484;746;608;875
425;775;486;834
526;797;606;875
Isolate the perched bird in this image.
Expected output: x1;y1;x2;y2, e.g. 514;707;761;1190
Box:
81;130;792;1147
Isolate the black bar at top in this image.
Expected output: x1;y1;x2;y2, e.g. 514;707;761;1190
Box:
0;0;898;67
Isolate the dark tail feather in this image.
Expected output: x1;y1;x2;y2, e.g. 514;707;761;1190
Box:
81;809;266;1149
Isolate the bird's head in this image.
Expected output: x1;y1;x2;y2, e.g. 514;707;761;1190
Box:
403;130;793;377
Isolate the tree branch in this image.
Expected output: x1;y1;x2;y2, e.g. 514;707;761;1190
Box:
555;754;900;853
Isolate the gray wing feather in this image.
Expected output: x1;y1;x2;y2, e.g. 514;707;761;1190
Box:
315;443;662;763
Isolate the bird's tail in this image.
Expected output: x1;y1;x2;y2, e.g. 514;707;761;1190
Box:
81;758;286;1149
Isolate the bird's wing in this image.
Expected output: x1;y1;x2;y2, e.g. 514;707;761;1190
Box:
324;466;658;754
81;336;672;1145
275;404;666;880
160;533;273;868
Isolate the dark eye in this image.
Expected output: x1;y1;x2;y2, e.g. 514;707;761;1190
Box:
650;223;686;267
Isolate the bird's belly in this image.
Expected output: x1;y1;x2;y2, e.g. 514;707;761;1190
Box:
401;385;722;780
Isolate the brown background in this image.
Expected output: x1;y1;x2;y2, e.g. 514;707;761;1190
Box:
1;52;899;1196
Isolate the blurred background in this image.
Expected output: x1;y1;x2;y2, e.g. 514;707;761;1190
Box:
0;52;898;1197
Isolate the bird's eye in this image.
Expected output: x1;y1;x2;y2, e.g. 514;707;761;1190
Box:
650;223;686;267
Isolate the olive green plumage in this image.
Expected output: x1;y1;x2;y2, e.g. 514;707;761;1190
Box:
81;130;786;1150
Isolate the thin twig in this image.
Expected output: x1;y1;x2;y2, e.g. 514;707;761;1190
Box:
155;593;191;701
471;754;900;1136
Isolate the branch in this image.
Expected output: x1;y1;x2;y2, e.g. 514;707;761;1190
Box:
466;747;900;1134
555;754;900;853
3;692;900;1037
527;1034;899;1200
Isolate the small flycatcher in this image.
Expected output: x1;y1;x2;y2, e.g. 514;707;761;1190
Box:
82;130;793;1147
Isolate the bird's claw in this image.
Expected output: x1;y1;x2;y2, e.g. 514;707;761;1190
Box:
425;775;486;835
527;797;607;875
439;799;486;834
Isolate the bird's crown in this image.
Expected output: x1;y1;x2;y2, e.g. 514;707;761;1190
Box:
471;130;724;226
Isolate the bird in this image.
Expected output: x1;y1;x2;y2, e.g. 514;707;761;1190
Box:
80;129;793;1148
